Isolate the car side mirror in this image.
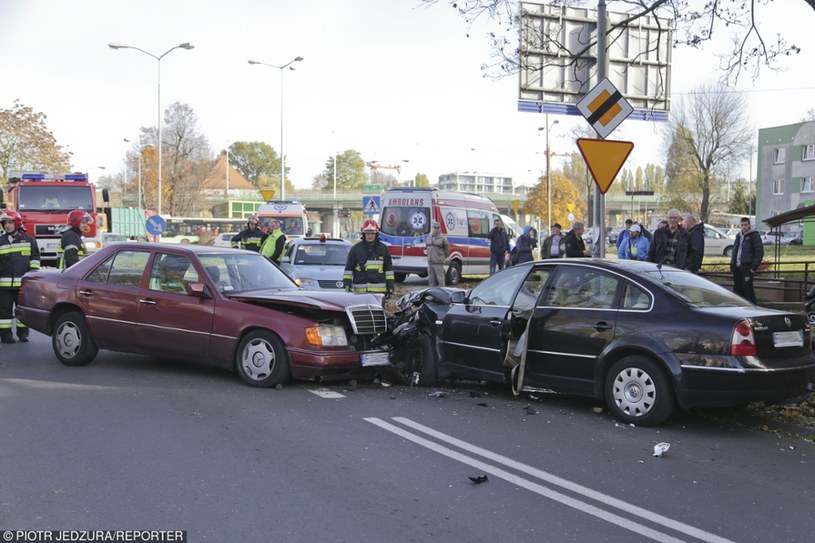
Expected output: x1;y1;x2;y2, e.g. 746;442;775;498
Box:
188;282;206;298
451;290;466;304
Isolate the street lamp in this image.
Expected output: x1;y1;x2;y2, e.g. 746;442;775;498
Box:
248;56;304;201
538;116;560;231
109;41;194;215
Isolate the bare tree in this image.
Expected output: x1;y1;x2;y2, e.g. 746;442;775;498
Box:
663;83;752;222
161;102;212;216
421;0;810;83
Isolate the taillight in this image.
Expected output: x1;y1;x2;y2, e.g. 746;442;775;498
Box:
731;319;757;356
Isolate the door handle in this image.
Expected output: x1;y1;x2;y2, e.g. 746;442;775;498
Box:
78;289;95;296
138;298;157;305
593;322;613;331
489;318;502;327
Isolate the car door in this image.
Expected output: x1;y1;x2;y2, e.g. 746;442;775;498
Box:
524;264;621;395
75;248;150;349
134;252;215;359
439;265;529;381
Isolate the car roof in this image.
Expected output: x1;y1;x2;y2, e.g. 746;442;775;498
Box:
289;237;351;245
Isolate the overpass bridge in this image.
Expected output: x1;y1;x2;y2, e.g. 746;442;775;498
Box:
218;189;665;233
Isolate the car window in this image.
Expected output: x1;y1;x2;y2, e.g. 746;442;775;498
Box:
468;265;529;307
622;283;651;310
292;243;350;265
544;267;620;309
149;253;199;295
198;252;297;293
512;268;551;313
643;269;750;307
86;250;150;287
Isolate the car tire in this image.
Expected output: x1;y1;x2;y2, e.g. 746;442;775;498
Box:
724;245;734;257
52;311;98;367
236;330;291;387
394;273;407;283
445;260;462;285
605;356;674;426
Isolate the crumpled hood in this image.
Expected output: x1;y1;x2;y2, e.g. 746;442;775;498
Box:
225;288;382;311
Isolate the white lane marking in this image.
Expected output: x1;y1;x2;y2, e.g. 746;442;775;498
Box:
365;417;733;543
308;388;345;399
393;417;733;543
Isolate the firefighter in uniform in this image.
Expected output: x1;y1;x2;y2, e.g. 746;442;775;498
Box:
343;219;394;296
59;209;92;269
231;215;267;252
0;211;40;343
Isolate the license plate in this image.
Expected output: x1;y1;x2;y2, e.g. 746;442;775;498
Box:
46;241;59;250
361;351;390;367
773;330;803;348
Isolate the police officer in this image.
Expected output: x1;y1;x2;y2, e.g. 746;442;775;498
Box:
231;215;267;252
0;211;40;343
60;209;91;269
343;219;394;295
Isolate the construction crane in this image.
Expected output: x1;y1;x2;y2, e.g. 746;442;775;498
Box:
366;160;407;175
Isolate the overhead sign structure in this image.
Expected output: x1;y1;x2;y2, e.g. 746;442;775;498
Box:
362;195;381;215
576;78;634;139
576;138;634;195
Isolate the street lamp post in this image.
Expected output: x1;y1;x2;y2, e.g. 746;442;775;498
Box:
109;41;194;215
248;56;303;201
538;116;559;231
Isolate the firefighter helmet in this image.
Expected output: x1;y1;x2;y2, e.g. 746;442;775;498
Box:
0;210;23;230
247;214;260;226
68;209;92;228
361;219;380;233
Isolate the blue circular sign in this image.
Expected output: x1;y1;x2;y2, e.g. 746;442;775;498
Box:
145;215;167;236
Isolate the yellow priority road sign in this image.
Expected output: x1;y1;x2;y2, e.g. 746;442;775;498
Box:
576;138;634;195
576;77;633;139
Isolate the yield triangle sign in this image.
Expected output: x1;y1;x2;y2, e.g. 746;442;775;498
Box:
576;138;634;194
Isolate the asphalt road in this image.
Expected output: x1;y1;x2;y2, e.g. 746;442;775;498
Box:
2;331;815;542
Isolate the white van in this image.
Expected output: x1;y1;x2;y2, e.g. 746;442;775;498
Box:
256;201;308;238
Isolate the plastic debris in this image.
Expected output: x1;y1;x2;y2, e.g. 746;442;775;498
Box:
411;372;420;386
591;407;604;414
468;475;489;484
477;402;488;407
428;391;448;398
523;405;538;415
653;442;671;457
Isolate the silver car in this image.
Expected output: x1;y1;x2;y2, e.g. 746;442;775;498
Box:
279;237;353;289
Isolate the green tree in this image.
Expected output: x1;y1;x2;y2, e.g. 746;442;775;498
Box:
729;180;750;215
314;150;368;192
0;100;71;184
228;141;283;188
414;173;431;187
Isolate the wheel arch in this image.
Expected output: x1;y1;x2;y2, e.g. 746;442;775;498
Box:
594;345;680;402
48;302;86;335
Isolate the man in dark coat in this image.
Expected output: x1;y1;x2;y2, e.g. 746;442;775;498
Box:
563;222;591;258
683;214;705;273
487;218;509;274
647;208;696;270
730;217;764;303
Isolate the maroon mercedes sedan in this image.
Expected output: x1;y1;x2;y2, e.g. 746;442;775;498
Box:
16;243;390;387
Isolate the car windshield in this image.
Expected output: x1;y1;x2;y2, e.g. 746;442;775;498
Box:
197;252;297;293
643;268;750;307
292;243;350;266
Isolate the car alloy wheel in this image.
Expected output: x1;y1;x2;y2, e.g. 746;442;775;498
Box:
236;330;291;387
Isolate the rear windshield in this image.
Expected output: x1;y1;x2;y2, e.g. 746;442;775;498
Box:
643;269;750;308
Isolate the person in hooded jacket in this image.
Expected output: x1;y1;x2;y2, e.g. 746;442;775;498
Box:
730;217;764;303
683;214;705;273
0;211;40;343
514;225;538;264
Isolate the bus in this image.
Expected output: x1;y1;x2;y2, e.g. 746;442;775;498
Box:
161;217;247;244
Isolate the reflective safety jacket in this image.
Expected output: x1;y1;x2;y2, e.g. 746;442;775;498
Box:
0;231;41;288
231;228;268;252
260;229;286;263
343;239;394;294
59;227;87;269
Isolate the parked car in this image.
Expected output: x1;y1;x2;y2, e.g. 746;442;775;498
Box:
702;225;735;256
100;233;128;246
789;231;804;245
212;231;239;247
395;259;815;426
279;236;353;289
15;243;389;387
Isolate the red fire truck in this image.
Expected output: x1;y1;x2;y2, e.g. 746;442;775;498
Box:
0;171;102;266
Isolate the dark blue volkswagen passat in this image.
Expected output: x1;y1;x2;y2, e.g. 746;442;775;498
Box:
398;259;815;426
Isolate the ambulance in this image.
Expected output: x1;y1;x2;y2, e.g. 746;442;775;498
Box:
378;187;502;285
256;200;308;238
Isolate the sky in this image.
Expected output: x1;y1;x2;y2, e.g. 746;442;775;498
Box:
1;0;814;192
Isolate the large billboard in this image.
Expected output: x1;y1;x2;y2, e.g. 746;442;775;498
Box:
518;2;672;120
